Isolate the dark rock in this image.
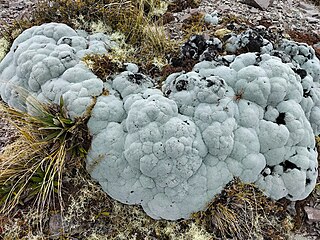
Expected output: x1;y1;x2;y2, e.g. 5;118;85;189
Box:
181;35;207;59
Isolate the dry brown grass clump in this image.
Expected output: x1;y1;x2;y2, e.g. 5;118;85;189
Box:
182;12;207;38
193;179;294;239
82;54;123;80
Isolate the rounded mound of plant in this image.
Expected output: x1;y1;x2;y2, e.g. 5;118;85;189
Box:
0;23;319;220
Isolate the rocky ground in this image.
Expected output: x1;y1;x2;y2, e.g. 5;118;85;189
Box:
165;0;320;54
199;0;320;34
0;116;16;152
0;0;36;38
1;0;320;239
0;0;37;151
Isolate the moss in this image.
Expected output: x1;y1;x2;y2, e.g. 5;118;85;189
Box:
90;21;113;34
179;223;212;240
150;0;169;16
214;28;232;40
220;14;251;27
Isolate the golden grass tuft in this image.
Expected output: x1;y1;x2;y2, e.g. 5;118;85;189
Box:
0;95;92;232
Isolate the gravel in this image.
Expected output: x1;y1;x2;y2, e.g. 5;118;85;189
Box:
0;0;37;37
198;0;320;35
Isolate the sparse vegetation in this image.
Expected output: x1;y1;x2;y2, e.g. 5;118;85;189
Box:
2;0;178;74
0;106;316;238
182;12;206;37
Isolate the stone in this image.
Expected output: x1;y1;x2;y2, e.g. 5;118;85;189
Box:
313;43;320;58
298;2;315;11
305;10;320;18
250;7;259;13
241;0;274;10
307;17;319;24
217;4;231;11
49;214;65;239
304;206;320;222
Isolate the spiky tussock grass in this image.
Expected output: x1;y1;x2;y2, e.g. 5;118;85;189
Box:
192;179;293;239
0;97;92;231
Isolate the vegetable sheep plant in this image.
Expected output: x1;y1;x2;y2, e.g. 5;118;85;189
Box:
0;23;319;220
